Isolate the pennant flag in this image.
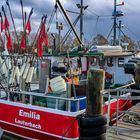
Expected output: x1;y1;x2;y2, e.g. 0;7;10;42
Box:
25;8;33;34
20;34;26;49
40;22;45;36
37;36;43;57
3;17;10;30
26;20;31;34
36;16;49;57
6;32;12;50
43;33;49;47
39;19;49;47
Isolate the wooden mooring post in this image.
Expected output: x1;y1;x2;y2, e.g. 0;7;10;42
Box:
78;68;107;140
86;68;105;116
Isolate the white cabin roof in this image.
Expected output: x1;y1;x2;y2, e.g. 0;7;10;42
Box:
103;52;135;57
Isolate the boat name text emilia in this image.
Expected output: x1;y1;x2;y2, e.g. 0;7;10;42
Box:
19;109;40;120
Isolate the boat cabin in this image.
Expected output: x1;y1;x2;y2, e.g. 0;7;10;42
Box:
50;45;135;87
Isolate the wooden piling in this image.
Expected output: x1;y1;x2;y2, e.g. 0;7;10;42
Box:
134;63;140;84
86;67;105;116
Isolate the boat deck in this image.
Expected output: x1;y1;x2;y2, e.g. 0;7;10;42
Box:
107;104;140;140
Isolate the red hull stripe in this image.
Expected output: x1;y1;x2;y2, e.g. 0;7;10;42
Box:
0;120;78;139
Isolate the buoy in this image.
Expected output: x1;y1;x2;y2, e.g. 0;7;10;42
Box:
9;66;16;84
15;66;20;84
23;63;30;79
0;57;7;75
20;63;26;76
26;67;34;83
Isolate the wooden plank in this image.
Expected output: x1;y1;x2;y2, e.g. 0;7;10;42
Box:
107;104;140;140
107;132;139;140
120;132;140;139
117;121;140;128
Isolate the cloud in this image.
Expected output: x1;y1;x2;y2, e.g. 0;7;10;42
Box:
0;0;139;41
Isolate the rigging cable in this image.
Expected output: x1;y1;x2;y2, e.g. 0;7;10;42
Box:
57;6;70;28
85;9;112;42
124;25;140;40
47;4;57;32
86;9;112;18
61;15;81;46
94;16;99;36
107;25;114;40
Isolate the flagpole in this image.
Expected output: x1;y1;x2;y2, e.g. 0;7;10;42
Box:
2;5;12;52
6;0;20;47
31;16;44;54
26;8;33;25
26;8;33;54
20;0;25;30
0;12;5;51
24;11;27;53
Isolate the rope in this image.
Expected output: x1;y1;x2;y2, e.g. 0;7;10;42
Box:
110;99;129;110
61;118;77;140
61;113;85;139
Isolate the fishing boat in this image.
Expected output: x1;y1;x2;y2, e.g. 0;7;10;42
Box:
0;0;139;139
0;53;135;140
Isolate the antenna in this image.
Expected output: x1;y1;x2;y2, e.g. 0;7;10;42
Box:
76;0;88;44
113;0;124;45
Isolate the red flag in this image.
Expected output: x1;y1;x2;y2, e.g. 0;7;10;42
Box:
6;33;12;50
26;20;31;34
3;17;10;30
40;21;49;47
20;34;26;49
43;33;49;47
37;36;43;57
40;22;45;36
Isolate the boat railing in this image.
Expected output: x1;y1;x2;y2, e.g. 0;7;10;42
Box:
1;89;86;112
102;83;140;134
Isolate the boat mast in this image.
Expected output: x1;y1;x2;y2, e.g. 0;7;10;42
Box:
56;0;83;46
80;0;84;43
113;0;117;46
118;20;122;46
77;0;88;45
113;0;124;46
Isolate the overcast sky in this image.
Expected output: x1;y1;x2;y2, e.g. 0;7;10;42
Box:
0;0;140;41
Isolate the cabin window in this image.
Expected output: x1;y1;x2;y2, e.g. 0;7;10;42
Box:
92;57;97;66
107;57;113;67
99;56;105;66
118;58;124;67
89;57;97;66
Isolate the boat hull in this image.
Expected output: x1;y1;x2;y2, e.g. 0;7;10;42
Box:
0;100;80;140
0;97;132;139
